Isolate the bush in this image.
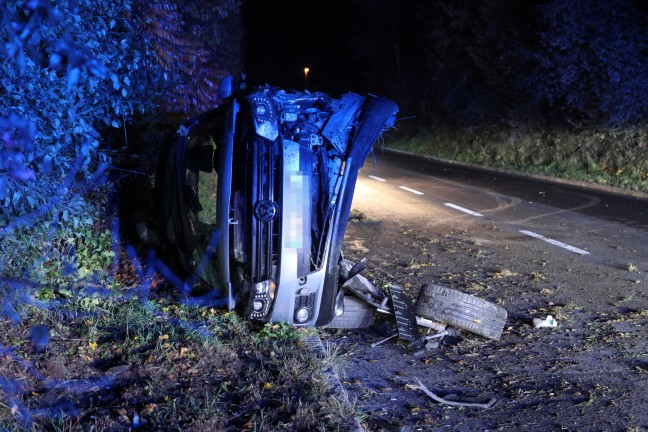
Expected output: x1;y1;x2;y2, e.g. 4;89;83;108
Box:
0;0;240;284
389;125;648;193
1;0;146;226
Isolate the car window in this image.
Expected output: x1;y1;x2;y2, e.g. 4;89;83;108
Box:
181;111;226;291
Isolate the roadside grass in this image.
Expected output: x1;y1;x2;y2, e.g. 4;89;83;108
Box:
0;164;358;430
0;267;356;431
388;125;648;193
349;209;380;223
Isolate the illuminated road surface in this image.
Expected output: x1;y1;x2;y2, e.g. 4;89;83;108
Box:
352;150;648;267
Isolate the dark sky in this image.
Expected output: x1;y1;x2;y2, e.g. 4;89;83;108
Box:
241;0;367;96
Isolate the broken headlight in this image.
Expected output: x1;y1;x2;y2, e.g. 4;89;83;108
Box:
248;279;276;320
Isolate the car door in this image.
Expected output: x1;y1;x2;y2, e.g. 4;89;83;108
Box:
155;105;231;305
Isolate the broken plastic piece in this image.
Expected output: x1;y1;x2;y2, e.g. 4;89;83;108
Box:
389;285;420;342
533;315;557;329
413;379;498;409
371;334;398;348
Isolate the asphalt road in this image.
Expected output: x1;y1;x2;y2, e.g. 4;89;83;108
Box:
361;148;648;228
329;148;648;430
354;148;648;270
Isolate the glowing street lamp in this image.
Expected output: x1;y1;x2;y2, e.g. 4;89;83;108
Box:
304;67;310;90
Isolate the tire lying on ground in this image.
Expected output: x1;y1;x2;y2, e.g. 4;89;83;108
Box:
414;284;507;340
324;295;375;329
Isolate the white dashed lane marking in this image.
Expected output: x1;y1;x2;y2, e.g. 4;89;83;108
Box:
520;230;590;255
444;203;484;217
398;185;424;196
363;174;591;258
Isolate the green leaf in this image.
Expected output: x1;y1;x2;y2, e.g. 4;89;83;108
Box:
12;191;22;206
67;67;80;92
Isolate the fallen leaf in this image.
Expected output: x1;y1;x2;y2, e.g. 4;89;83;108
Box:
107;364;131;374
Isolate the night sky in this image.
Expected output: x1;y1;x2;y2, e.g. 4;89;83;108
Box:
241;0;367;96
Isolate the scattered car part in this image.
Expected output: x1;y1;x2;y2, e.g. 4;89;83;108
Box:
421;326;458;341
413;379;498;409
338;274;506;353
324;295;376;329
416;316;449;332
389;285;465;354
414;284;507;340
412;326;460;356
533;314;558;329
339;258;390;311
345;257;367;281
370;334;399;348
389;285;422;343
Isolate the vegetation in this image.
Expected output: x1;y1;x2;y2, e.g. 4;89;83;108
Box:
353;0;647;129
1;0;646;428
388;125;648;193
0;0;240;284
0;4;355;428
0;280;355;430
352;0;647;192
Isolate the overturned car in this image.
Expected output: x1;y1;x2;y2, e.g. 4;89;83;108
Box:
155;79;398;327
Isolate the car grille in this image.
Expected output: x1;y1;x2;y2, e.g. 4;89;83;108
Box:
251;138;279;282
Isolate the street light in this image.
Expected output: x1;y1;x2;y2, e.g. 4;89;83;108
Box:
304;67;310;90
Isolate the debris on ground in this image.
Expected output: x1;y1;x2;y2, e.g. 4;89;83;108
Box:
533;314;558;329
410;379;498;409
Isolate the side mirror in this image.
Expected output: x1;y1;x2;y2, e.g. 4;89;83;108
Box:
218;75;238;99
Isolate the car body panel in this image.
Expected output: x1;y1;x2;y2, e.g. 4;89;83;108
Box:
156;83;398;327
217;99;238;310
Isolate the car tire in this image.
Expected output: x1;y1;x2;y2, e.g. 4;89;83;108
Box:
414;284;507;340
324;295;375;329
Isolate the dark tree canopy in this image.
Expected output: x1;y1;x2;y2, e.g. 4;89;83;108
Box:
0;0;241;279
350;0;648;129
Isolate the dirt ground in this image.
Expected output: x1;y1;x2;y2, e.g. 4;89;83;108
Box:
3;170;647;431
321;214;648;432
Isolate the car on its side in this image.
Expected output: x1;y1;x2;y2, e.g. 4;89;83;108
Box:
155;78;398;327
